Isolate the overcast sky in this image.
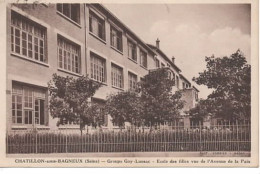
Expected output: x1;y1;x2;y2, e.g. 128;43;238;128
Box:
103;4;251;99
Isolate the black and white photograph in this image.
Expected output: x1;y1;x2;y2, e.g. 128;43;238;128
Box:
1;0;258;167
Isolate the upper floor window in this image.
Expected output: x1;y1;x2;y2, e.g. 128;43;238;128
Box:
172;72;176;86
90;52;106;83
12;83;46;125
195;91;199;101
89;10;105;41
58;36;80;74
161;63;165;67
128;72;137;90
127;40;137;62
57;4;80;24
140;50;147;68
155;58;160;68
182;82;185;89
110;26;122;52
167;71;172;79
11;11;47;63
111;64;123;89
176;75;179;89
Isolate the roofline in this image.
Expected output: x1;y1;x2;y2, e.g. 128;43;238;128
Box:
147;44;182;73
179;74;191;85
192;85;200;92
91;4;157;56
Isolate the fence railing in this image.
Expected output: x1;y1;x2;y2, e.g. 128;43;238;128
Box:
6;124;251;154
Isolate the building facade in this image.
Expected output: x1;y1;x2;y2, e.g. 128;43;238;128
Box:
6;3;199;131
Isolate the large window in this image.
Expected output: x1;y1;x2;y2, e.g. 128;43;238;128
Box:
128;72;137;90
57;4;80;24
12;84;46;125
127;40;137;61
140;50;147;68
90;53;106;83
111;64;123;89
58;36;80;74
11;11;47;63
89;10;105;41
110;26;122;52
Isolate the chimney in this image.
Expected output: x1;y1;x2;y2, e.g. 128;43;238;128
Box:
156;38;160;49
172;56;175;64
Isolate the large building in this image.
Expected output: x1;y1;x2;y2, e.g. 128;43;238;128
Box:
6;3;199;131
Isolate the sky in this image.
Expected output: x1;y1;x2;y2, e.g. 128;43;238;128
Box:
103;4;251;99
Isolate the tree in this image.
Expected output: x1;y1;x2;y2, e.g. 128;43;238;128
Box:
105;91;143;128
105;68;184;130
48;74;103;134
192;50;251;121
188;99;215;121
140;68;184;128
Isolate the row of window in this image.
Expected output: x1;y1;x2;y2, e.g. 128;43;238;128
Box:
88;8;148;68
182;82;191;89
10;11;187;93
11;6;148;75
56;3;147;70
11;11;140;91
90;52;138;90
11;11;82;74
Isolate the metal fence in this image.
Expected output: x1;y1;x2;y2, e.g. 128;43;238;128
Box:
6;123;250;154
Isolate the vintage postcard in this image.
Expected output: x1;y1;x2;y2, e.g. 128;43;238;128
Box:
0;0;258;168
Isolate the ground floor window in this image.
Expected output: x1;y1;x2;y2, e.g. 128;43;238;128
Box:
91;98;107;127
111;63;124;89
12;83;46;126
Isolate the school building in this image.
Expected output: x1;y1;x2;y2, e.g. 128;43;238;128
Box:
6;3;199;131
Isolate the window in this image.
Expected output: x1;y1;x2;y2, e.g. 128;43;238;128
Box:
195;92;198;101
58;36;80;74
90;52;106;83
110;26;122;52
155;58;160;68
183;82;185;89
11;11;47;63
172;72;176;86
167;71;172;79
111;64;123;89
176;76;179;89
128;72;137;90
140;50;147;68
57;4;80;24
91;98;106;127
127;40;137;61
12;83;46;125
89;10;105;41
